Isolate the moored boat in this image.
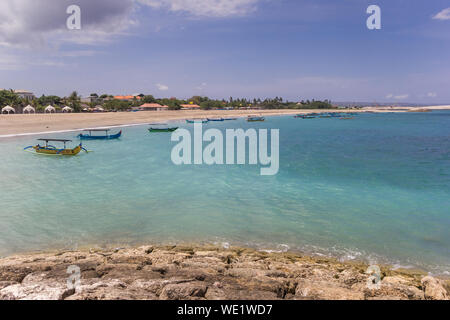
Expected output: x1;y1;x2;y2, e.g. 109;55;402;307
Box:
247;115;265;122
24;139;88;156
207;118;225;122
149;127;179;133
78;129;122;140
294;114;316;119
186;119;208;124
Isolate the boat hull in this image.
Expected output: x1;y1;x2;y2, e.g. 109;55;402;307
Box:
32;145;82;156
294;115;316;119
149;128;178;133
78;130;122;140
207;118;224;122
186;120;208;124
247;117;265;122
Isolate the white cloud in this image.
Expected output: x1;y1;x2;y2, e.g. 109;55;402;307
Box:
138;0;260;17
433;8;450;20
156;83;169;91
196;82;207;90
0;0;136;48
57;50;99;58
0;53;23;70
427;92;437;98
0;51;69;70
0;0;262;51
386;94;408;100
0;0;262;77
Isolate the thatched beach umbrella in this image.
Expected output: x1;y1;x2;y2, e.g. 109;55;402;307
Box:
1;105;15;114
93;105;104;112
62;106;73;113
45;105;56;113
23;105;35;114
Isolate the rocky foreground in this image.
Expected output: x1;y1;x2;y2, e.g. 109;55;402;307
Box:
0;245;448;300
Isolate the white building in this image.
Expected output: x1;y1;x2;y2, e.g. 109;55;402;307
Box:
14;90;35;100
81;95;103;104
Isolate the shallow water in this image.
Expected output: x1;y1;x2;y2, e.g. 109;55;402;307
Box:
0;111;449;274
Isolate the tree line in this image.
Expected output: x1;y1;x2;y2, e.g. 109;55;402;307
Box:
0;90;335;112
0;90;83;112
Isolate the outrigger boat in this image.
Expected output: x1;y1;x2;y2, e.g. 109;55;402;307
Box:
206;118;225;122
24;139;88;156
186;119;208;124
223;118;238;121
149;127;179;133
78;129;122;140
294;114;316;119
247;115;265;122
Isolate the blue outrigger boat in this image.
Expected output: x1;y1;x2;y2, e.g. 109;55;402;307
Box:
294;114;316;119
247;115;265;122
207;118;225;122
186;119;208;124
78;129;122;140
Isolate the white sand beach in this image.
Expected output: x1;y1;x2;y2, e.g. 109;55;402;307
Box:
1;106;447;137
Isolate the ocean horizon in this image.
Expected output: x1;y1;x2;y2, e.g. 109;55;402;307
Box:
0;111;449;275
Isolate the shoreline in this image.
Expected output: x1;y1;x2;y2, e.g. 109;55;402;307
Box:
0;109;300;138
3;239;447;278
1;106;449;138
0;243;448;300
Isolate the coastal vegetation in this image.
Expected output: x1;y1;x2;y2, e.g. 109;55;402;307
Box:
0;90;20;107
0;89;335;113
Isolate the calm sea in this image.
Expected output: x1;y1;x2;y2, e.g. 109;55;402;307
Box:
0;111;449;274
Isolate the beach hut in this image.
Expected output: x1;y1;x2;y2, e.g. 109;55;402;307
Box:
62;106;73;113
23;105;35;114
1;105;15;114
45;105;56;113
140;103;170;111
180;104;201;110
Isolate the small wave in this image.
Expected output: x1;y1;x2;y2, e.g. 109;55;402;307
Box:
261;244;290;253
208;238;450;275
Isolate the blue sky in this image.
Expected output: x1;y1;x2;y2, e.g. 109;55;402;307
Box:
1;0;450;103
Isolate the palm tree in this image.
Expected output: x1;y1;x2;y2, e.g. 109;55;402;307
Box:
68;91;81;112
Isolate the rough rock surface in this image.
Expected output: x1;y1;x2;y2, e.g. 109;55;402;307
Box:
0;245;448;300
421;276;449;300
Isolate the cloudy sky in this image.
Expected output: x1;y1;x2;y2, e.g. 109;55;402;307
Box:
0;0;449;103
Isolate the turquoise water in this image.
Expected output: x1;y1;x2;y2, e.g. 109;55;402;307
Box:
0;112;449;274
